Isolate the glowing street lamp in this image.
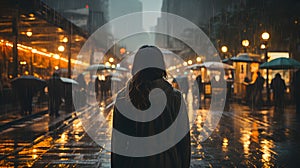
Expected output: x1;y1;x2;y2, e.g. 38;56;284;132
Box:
62;37;68;43
26;31;33;37
196;56;202;62
109;57;114;63
221;45;228;58
242;39;249;52
261;31;270;105
58;45;65;52
261;32;270;41
221;45;228;53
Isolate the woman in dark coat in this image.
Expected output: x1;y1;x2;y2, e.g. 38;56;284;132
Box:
111;46;191;168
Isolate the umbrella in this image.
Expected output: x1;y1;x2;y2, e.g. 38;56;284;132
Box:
11;75;47;91
60;77;79;85
230;53;260;63
187;62;234;70
259;57;300;70
85;64;111;71
85;64;128;72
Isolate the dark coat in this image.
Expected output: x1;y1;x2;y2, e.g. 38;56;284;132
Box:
48;75;63;114
111;79;191;168
271;76;286;98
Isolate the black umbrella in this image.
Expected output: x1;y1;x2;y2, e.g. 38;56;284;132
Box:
11;75;47;91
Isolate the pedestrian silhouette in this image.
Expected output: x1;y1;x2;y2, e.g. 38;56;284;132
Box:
271;73;286;108
17;86;34;115
195;74;203;108
11;75;46;115
253;72;265;108
111;45;191;168
76;73;87;108
48;72;63;117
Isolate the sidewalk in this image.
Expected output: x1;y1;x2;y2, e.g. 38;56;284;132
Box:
0;102;48;131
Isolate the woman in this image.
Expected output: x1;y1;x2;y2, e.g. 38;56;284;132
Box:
111;45;191;168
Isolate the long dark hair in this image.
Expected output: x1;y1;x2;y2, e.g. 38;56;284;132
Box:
129;68;167;110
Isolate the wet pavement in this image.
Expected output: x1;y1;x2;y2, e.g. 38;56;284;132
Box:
0;98;299;167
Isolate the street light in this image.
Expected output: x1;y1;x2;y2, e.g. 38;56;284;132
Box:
261;31;270;105
242;39;249;52
58;45;65;52
221;45;228;53
26;31;33;37
261;32;270;41
221;45;228;58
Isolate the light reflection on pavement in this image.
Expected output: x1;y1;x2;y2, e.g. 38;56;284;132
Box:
0;97;299;167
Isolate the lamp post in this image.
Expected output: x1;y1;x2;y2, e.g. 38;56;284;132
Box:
221;45;228;58
261;32;270;105
242;39;249;53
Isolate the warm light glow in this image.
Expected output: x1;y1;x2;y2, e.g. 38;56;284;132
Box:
58;45;65;52
261;32;270;40
20;61;27;65
196;56;202;62
109;57;114;63
222;138;229;152
1;40;89;66
120;47;126;55
54;66;59;70
188;60;193;65
62;37;68;43
221;45;228;53
242;40;250;47
31;49;37;53
260;44;266;49
183;62;188;66
105;62;111;66
53;54;60;59
26;31;33;37
111;64;116;68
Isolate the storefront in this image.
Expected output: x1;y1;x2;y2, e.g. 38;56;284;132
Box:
0;0;88;81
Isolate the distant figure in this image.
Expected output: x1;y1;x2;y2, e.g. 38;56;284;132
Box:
253;72;265;108
111;45;191;168
195;74;203;108
104;75;112;98
16;86;34;115
293;69;300;113
95;77;101;102
48;72;63;117
271;73;286;108
76;74;87;108
243;77;253;105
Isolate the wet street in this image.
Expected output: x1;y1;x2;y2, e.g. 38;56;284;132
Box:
0;100;299;167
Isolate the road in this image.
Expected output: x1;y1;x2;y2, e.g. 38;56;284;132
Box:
0;100;299;167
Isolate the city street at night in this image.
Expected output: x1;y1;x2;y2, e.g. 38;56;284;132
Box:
1;0;300;167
